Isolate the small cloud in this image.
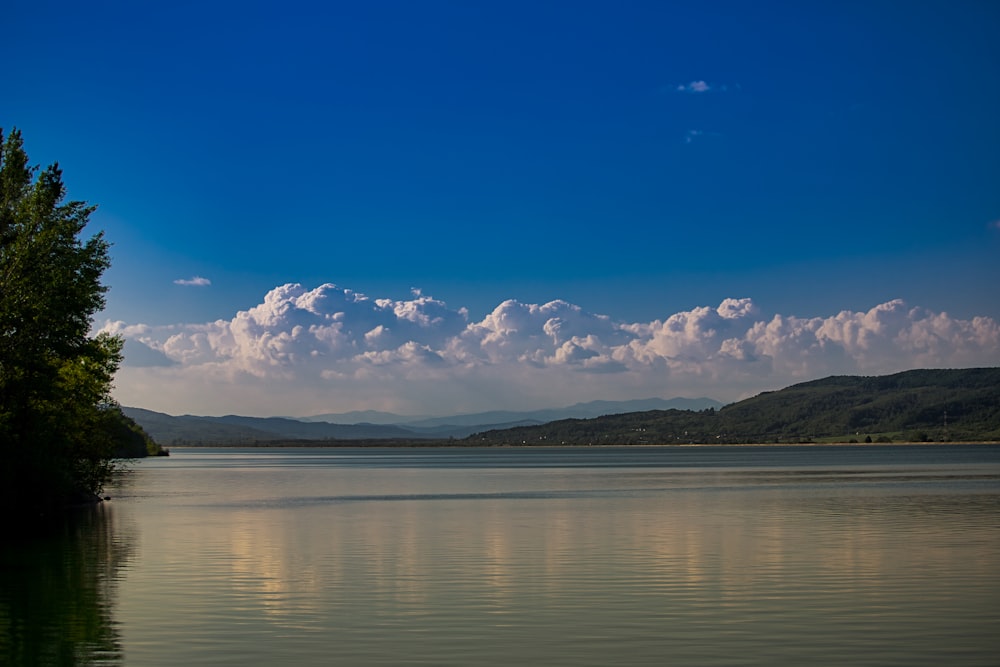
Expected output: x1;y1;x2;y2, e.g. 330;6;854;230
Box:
174;276;212;287
674;81;738;94
684;129;723;144
677;80;712;93
990;219;1000;231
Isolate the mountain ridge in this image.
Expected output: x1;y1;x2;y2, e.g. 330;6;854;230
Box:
123;369;1000;446
123;397;722;445
471;367;1000;445
296;397;723;427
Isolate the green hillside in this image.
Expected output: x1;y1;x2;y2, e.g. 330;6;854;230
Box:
470;368;1000;445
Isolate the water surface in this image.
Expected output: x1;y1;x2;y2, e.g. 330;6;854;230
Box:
4;445;998;665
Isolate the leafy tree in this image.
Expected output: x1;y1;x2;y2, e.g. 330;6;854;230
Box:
1;127;125;511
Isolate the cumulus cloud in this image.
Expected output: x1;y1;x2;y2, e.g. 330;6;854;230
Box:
104;283;1000;416
174;276;211;286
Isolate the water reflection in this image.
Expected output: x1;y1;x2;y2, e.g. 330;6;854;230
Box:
1;504;133;666
109;449;1000;665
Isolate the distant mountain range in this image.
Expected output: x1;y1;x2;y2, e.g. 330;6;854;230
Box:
123;397;724;445
125;368;1000;446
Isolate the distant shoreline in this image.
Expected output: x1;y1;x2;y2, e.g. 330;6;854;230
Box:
158;441;1000;449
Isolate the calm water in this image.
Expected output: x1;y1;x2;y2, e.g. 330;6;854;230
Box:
3;445;999;666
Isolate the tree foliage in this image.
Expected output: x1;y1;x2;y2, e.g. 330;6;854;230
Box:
0;127;128;510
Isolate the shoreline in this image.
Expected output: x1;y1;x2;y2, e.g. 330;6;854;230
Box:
157;440;1000;450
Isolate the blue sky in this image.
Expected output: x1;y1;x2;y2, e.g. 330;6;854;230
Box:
6;1;999;416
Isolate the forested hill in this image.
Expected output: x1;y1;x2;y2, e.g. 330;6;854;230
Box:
469;368;1000;445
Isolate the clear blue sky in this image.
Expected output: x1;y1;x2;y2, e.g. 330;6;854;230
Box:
6;1;999;416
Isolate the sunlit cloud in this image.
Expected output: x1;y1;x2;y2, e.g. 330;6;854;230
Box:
174;276;212;287
103;283;1000;416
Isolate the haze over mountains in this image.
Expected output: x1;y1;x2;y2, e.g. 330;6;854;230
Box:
123;369;1000;446
124;397;723;445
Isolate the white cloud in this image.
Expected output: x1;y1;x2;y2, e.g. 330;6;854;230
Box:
677;80;711;93
106;283;1000;416
174;276;211;287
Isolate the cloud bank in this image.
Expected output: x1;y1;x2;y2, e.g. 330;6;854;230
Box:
103;283;1000;416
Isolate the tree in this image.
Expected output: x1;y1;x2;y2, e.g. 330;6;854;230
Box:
1;127;124;511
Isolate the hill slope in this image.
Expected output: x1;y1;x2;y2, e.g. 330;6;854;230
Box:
470;368;1000;445
121;408;427;444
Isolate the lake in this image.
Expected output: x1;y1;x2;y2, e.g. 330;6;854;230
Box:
3;445;999;666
